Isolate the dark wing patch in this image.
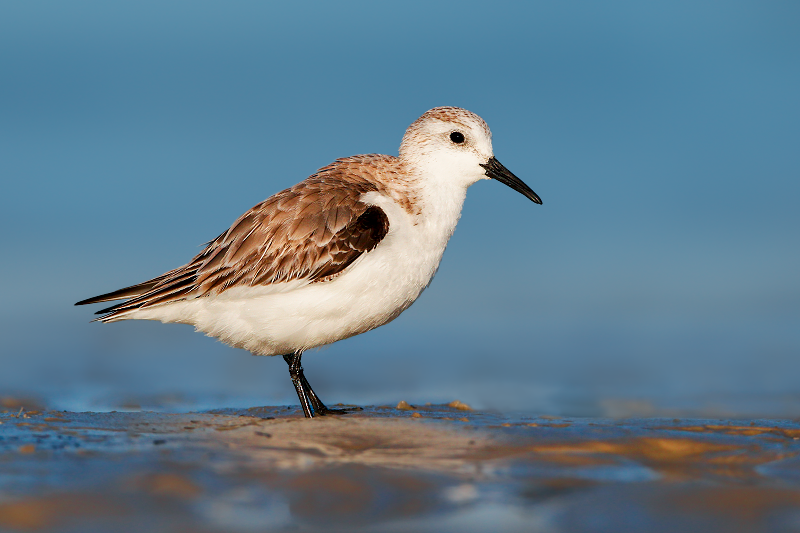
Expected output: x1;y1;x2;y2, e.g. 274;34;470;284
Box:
310;206;389;282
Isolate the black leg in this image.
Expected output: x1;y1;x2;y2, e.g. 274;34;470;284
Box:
282;351;348;417
283;351;313;418
300;372;349;416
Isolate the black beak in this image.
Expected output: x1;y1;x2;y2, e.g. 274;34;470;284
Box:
479;157;542;205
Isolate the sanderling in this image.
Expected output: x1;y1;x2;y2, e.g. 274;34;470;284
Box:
76;107;542;417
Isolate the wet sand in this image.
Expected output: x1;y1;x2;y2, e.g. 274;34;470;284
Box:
2;400;800;532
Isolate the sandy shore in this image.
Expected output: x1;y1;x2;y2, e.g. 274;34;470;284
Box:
2;401;800;532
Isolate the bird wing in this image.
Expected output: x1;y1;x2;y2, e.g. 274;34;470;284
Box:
77;158;391;320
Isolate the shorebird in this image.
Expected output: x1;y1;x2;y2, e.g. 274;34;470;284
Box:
76;107;542;417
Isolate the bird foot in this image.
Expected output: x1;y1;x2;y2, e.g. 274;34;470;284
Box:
315;405;363;416
316;407;348;416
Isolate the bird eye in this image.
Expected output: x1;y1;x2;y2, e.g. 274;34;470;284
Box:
450;131;465;144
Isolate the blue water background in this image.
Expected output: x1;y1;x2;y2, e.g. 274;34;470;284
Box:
1;1;798;415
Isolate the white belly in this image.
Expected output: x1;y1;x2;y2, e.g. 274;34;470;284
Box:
125;191;460;356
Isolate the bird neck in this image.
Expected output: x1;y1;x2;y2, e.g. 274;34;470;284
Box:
413;170;469;245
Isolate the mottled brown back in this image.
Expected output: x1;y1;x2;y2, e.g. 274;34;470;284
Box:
86;155;396;318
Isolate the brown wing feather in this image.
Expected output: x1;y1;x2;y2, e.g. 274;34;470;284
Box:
88;157;393;320
74;270;175;306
